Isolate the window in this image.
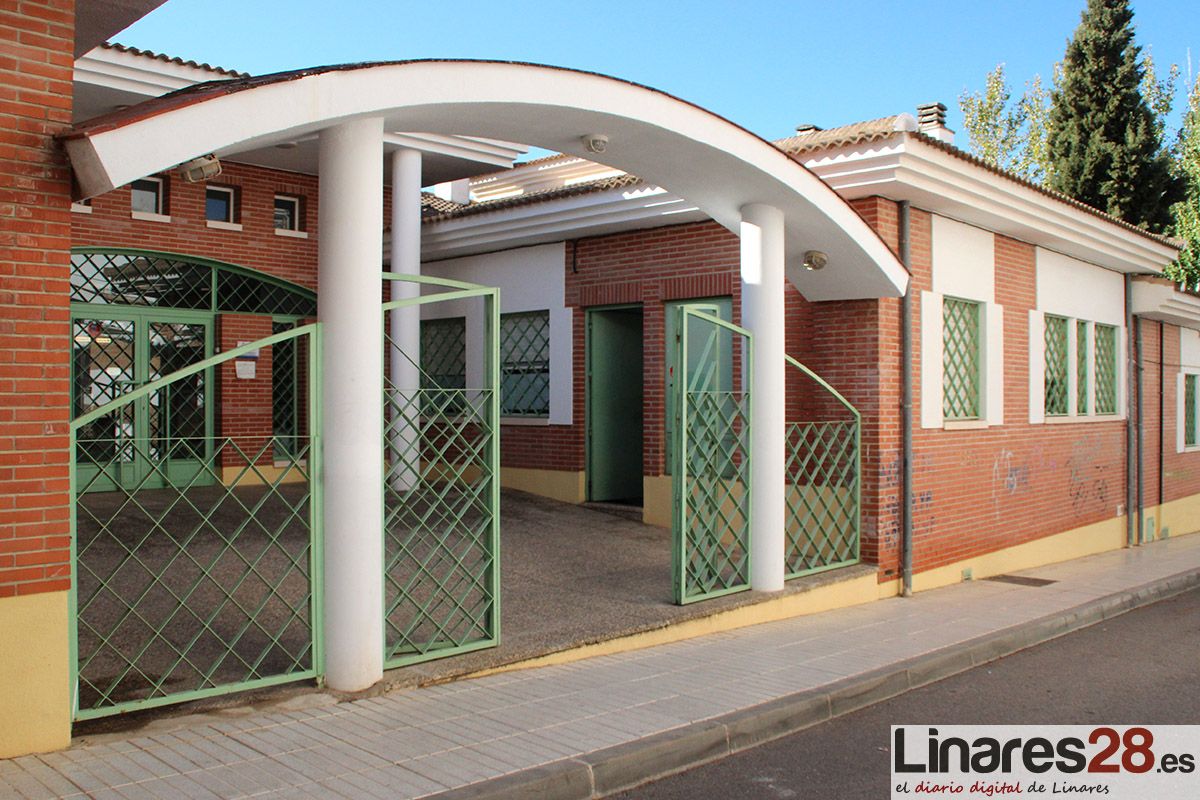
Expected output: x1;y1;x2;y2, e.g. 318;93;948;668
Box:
130;177;164;215
500;310;550;417
205;186;236;223
1186;374;1198;448
1044;315;1069;416
420;316;467;406
274;195;302;231
942;297;982;420
1094;323;1118;415
1076;320;1089;415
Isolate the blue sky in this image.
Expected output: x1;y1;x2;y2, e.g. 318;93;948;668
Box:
118;0;1198;145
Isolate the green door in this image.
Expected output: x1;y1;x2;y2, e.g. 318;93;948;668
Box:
587;306;644;503
72;310;214;492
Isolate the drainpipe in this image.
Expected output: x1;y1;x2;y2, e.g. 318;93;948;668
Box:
1125;273;1136;548
1159;321;1165;511
1135;314;1145;544
899;201;914;597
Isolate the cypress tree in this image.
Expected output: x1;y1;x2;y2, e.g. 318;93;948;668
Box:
1047;0;1181;231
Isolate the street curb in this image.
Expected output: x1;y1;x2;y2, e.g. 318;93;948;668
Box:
426;566;1200;800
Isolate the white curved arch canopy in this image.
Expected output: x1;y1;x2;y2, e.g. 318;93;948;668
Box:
64;60;907;300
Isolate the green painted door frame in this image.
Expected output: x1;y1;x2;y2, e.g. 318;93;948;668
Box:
586;305;645;504
71;304;215;493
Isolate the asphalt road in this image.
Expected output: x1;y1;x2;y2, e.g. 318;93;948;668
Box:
612;585;1200;799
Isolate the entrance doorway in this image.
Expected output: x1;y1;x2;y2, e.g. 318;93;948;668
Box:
72;311;213;492
586;305;644;505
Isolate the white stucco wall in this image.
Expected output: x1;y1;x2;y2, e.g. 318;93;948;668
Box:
922;215;1003;428
421;242;573;425
1029;247;1127;424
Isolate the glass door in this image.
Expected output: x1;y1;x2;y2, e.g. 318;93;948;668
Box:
72;311;213;492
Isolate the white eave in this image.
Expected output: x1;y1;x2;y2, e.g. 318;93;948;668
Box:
74;44;239;97
416;183;707;261
1132;279;1200;330
801;134;1179;276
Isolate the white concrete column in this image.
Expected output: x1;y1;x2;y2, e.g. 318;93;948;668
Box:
741;203;786;592
319;116;385;691
388;147;422;492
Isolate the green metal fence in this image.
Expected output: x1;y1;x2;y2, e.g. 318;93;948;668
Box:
671;305;752;605
784;355;860;580
382;274;501;667
69;325;323;720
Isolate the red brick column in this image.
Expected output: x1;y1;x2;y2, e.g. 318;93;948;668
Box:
0;0;76;599
0;0;77;757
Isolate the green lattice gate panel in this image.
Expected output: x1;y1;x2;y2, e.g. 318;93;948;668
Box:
784;356;860;580
382;278;500;667
671;305;752;605
70;325;322;720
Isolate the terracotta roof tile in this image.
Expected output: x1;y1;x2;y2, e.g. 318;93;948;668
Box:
420;192;466;216
774;115;917;154
101;42;247;78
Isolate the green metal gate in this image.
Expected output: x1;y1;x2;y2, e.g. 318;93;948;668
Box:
784;355;860;579
670;304;752;604
70;325;323;719
382;274;500;667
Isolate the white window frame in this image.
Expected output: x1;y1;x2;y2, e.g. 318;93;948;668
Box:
1029;313;1125;424
129;176;167;220
921;291;1004;430
274;194;306;237
205;185;241;230
1180;371;1200;452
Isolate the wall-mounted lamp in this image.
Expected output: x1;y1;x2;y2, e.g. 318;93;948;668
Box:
177;154;222;183
802;250;828;271
582;134;609;154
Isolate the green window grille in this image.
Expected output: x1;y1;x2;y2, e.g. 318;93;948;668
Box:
1094;323;1118;415
942;297;982;420
420;317;467;391
1076;320;1089;415
1044;315;1069;416
272;320;301;458
500;310;550;417
1186;374;1197;447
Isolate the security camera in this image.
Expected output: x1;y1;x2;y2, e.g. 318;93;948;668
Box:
177;154;222;183
582;134;609;154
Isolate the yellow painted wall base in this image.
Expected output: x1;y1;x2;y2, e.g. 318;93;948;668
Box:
220;463;307;487
0;591;72;758
643;474;671;528
501;467;586;504
1153;494;1200;542
882;501;1200;598
466;570;881;678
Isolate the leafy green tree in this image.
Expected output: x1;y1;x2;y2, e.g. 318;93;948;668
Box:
958;64;1054;184
1047;0;1181;231
1167;78;1200;286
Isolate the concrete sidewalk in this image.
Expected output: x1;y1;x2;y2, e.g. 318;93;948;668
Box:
5;535;1200;800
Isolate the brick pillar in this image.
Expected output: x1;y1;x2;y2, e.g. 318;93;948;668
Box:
0;0;77;757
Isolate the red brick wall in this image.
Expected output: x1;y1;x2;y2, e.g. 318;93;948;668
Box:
1161;323;1200;510
893;199;1129;577
0;0;76;598
216;314;274;467
71;161;320;289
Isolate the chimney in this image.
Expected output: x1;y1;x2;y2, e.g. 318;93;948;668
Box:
916;102;955;145
794;123;822;134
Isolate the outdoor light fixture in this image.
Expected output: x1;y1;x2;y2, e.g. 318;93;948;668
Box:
803;250;828;271
582;134;609;154
177;153;222;183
